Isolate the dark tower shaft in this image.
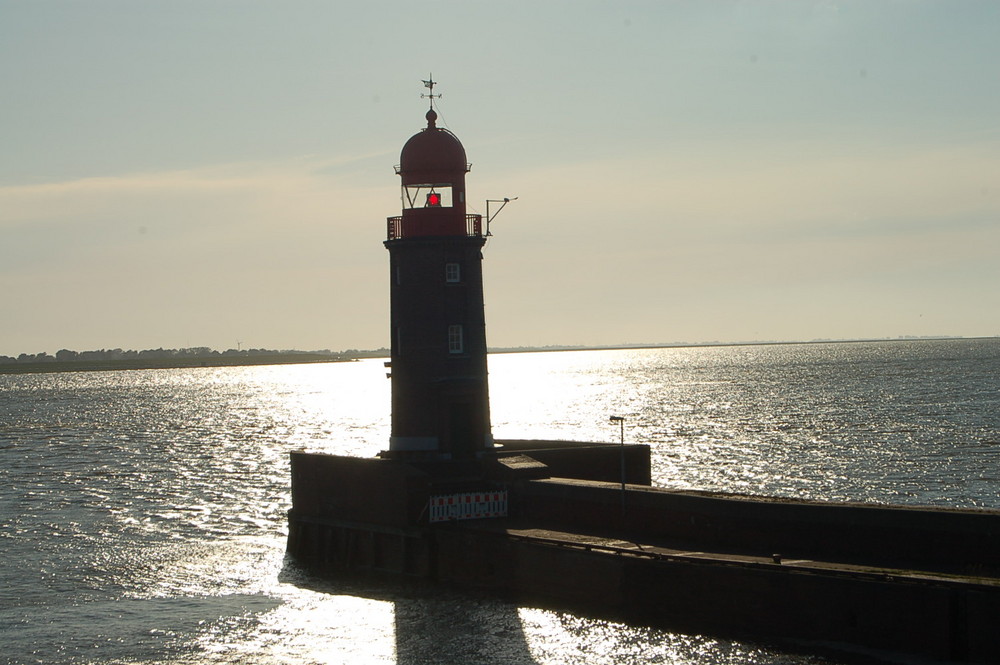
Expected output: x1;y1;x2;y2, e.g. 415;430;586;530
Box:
384;108;492;458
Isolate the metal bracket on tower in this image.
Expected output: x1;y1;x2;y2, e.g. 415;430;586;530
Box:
485;197;518;236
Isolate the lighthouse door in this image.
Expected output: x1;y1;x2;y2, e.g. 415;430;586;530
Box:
447;401;479;459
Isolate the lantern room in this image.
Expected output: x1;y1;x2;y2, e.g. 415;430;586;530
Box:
387;108;483;240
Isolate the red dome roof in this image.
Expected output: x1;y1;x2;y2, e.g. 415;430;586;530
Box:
397;109;469;180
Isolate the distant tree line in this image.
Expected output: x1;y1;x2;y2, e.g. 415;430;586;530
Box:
0;347;389;365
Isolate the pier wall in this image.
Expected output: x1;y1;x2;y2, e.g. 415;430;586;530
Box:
496;440;651;485
289;453;431;528
519;478;1000;573
288;513;1000;663
351;521;998;663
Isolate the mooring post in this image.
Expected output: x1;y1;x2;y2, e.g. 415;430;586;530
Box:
610;415;626;522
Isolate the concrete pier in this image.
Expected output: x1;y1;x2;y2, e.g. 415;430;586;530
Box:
287;442;1000;663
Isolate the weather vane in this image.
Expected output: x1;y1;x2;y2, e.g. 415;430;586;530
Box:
421;74;441;109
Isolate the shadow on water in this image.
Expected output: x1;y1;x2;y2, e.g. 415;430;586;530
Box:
279;562;540;665
276;558;862;665
392;590;540;665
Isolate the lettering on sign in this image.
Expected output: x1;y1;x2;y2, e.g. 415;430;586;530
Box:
428;490;509;523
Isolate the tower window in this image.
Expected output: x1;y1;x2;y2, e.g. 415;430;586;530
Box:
445;262;461;283
448;325;464;354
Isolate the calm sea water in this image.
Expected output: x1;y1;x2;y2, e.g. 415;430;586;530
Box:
1;339;998;664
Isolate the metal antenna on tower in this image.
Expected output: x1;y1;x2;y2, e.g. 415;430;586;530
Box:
421;74;441;109
485;197;518;236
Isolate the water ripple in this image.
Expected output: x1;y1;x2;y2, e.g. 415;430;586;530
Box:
2;340;998;663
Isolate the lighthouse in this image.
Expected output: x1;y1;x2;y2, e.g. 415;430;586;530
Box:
287;84;1000;665
384;81;492;459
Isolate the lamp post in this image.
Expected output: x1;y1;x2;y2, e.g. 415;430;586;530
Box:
609;415;626;522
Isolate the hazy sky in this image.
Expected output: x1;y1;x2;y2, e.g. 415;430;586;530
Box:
3;1;998;356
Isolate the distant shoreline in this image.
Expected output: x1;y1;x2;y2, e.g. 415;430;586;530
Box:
487;335;982;355
0;353;354;376
3;336;990;376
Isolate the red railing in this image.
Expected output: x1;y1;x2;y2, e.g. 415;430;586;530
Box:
386;214;483;241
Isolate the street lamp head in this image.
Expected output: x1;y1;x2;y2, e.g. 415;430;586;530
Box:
609;415;625;423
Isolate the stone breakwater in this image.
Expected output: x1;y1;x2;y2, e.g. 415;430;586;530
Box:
288;441;1000;664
